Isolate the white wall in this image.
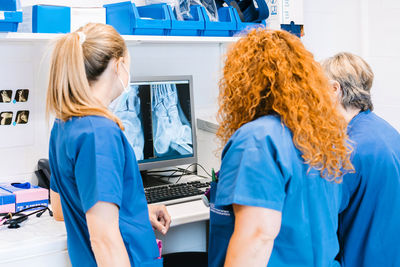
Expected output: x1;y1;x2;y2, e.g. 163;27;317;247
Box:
303;0;400;131
2;0;400;184
302;0;363;60
0;42;50;183
364;0;400;131
0;38;224;183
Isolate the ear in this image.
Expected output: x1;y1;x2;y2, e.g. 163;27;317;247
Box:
111;57;123;75
331;80;342;99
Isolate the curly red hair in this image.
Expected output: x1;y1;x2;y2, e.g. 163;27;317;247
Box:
217;29;353;180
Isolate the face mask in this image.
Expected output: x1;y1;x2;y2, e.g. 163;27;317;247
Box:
109;62;131;113
118;62;131;93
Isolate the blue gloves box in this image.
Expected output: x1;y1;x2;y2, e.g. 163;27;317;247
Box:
0;183;48;212
0;188;15;213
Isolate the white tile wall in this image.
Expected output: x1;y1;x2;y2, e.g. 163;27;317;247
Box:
367;57;400;106
0;40;225;183
302;0;363;61
303;0;400;132
4;0;399;184
365;0;400;131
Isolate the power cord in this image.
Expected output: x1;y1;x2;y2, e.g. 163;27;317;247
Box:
144;163;213;183
175;163;212;184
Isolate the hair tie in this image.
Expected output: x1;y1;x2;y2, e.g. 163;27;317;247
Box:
77;31;86;45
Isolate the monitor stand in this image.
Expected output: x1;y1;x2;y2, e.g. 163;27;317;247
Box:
140;171;170;188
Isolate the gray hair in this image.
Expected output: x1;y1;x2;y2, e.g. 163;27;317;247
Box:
322;52;374;111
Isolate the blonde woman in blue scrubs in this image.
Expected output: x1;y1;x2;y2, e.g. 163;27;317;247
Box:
323;52;400;267
47;23;170;267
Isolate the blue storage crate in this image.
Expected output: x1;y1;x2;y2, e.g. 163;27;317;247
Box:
104;2;132;35
32;5;71;33
104;2;171;36
232;7;265;35
0;0;22;32
0;0;18;11
202;7;236;37
281;21;302;38
0;11;23;32
168;5;204;36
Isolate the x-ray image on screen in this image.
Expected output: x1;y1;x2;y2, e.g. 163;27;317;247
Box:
113;85;145;161
151;83;193;157
113;79;194;166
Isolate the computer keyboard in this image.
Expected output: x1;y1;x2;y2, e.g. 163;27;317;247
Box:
145;181;211;205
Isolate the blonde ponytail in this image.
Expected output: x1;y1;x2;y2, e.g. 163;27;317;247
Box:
46;23;126;130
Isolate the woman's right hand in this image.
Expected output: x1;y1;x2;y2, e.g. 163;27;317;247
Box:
148;204;172;235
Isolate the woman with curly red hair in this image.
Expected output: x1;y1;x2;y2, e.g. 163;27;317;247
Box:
208;29;353;267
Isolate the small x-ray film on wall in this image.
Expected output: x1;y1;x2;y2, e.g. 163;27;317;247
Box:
0;112;13;125
0;90;12;103
0;61;34;151
14;89;29;103
15;110;29;124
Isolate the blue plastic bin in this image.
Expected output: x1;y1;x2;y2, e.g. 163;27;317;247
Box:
0;11;22;32
104;2;171;36
0;0;22;32
168;5;204;36
281;21;302;38
32;5;71;33
232;7;265;35
0;0;18;11
202;7;236;37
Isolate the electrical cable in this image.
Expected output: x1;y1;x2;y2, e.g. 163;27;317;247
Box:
174;163;213;184
146;169;180;174
143;163;213;183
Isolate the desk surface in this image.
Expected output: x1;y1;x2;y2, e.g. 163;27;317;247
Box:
0;200;209;264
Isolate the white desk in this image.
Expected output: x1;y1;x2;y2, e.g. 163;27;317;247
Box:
0;200;210;267
0;212;70;267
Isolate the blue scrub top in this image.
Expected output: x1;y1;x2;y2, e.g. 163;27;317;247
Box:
338;110;400;267
208;115;342;267
49;116;162;267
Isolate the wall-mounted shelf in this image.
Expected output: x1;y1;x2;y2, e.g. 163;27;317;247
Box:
0;32;239;44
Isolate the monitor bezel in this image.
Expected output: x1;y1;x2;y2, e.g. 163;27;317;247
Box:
130;75;197;171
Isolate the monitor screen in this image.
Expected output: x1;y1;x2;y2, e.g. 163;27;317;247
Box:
112;76;197;170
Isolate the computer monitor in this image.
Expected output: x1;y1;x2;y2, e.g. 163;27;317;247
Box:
113;76;197;171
